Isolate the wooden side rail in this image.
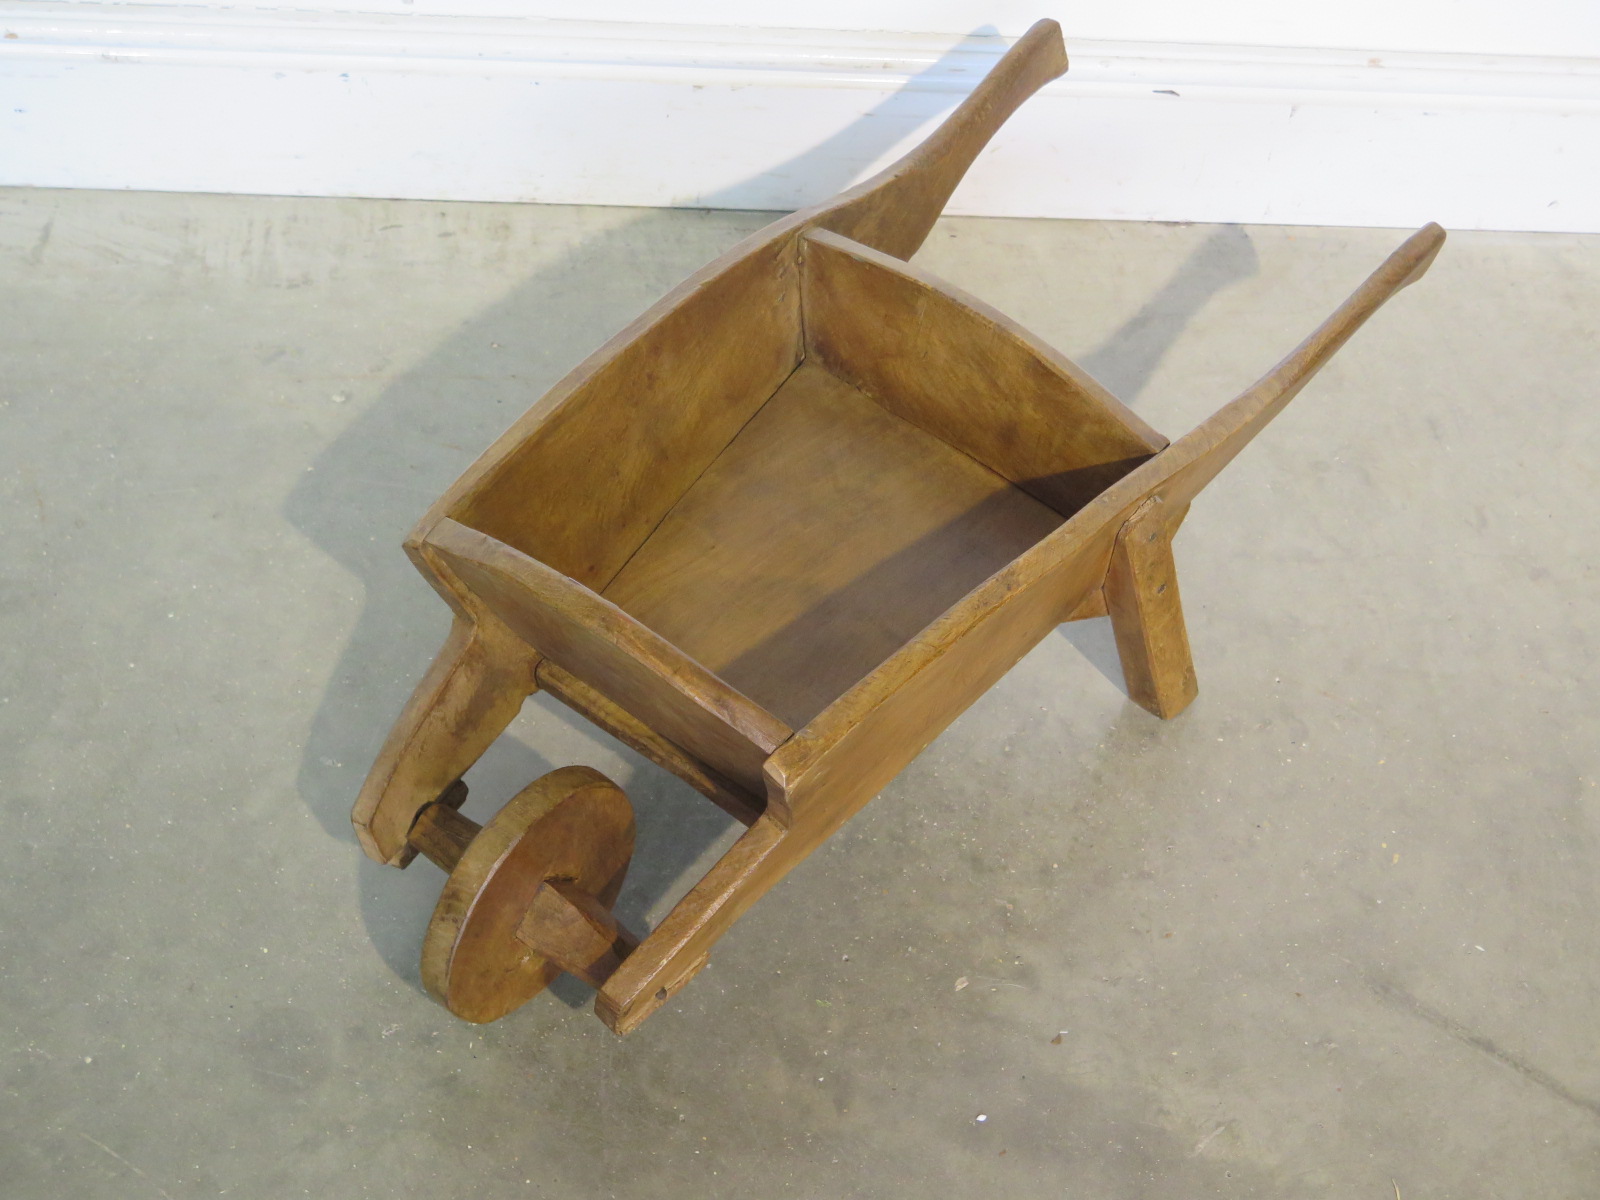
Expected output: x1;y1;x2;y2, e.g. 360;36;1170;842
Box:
535;660;766;828
1093;222;1447;720
597;524;1120;1032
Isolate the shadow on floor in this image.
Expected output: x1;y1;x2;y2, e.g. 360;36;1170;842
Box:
1079;222;1259;401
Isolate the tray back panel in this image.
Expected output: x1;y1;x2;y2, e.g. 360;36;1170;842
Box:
801;229;1165;517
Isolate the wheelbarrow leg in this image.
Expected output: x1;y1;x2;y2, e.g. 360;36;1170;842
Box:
352;614;539;865
1105;495;1198;720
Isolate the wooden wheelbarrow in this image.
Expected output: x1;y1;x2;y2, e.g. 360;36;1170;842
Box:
353;19;1444;1034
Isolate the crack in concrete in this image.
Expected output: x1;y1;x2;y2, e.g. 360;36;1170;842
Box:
1371;978;1600;1122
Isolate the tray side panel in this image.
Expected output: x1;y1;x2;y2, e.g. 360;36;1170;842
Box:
801;229;1164;517
766;518;1117;830
450;231;803;591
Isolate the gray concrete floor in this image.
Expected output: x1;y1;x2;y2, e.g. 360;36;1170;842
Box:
2;186;1597;1199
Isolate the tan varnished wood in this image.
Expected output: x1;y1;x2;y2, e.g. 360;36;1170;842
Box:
1065;589;1108;622
445;233;804;591
1134;222;1447;515
597;814;788;1034
772;226;1451;832
766;224;1450;835
516;879;640;991
406;790;478;873
1104;496;1197;719
354;21;1070;866
595;224;1447;1027
597;530;1116;1030
406;21;1070;589
603;362;1066;730
768;225;1446;857
424;517;791;798
815;19;1070;260
357;17;1447;1039
801;228;1166;516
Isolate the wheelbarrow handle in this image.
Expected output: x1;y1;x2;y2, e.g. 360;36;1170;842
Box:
816;19;1069;260
1149;222;1448;512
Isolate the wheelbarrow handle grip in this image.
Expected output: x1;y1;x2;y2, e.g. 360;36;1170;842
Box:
1234;222;1447;418
816;19;1069;260
1148;222;1447;512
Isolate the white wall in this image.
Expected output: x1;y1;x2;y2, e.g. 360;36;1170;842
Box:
47;0;1598;57
2;2;1596;231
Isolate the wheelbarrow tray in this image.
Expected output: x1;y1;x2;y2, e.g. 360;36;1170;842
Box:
351;20;1443;1034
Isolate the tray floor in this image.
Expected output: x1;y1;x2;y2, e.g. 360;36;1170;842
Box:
603;361;1066;729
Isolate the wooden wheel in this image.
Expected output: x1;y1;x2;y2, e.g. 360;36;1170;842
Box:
416;766;635;1024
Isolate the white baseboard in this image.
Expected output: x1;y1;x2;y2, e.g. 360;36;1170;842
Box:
2;4;1596;231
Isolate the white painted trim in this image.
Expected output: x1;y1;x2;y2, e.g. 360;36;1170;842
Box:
2;5;1597;230
6;7;1596;101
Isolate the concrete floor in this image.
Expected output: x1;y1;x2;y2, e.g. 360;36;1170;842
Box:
1;186;1597;1199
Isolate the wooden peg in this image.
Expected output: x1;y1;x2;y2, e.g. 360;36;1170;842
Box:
517;879;640;990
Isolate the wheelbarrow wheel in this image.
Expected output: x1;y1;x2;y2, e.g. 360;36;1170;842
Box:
418;766;635;1024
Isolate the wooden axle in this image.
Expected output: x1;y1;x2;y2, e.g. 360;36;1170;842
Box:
406;788;477;871
406;767;638;1023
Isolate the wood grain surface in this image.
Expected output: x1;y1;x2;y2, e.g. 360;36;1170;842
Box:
426;518;791;796
355;18;1445;1039
603;361;1065;730
802;227;1165;516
